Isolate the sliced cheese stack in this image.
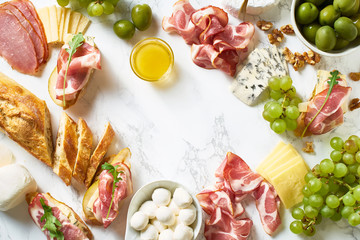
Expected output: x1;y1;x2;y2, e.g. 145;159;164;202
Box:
256;141;309;209
37;6;90;44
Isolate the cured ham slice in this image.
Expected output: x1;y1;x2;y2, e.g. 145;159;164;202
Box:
56;42;101;101
251;181;281;236
204;207;252;240
92;162;132;228
304;85;351;135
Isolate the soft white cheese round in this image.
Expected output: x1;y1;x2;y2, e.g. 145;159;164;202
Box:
173;224;194;240
140;224;158;240
168;216;179;231
178;204;196;226
168;199;180;215
152;188;171;207
173;188;192;209
0;144;14;168
131;211;149;231
159;229;174;240
150;218;167;233
0;164;37;211
139;200;158;219
156;206;175;226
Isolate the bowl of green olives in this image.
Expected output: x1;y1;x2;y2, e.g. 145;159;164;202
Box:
291;0;360;56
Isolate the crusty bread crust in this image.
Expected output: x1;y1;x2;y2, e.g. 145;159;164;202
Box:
53;112;78;185
85;122;115;188
73;118;93;183
0;72;53;166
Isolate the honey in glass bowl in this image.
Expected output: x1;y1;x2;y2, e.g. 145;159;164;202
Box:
130;38;174;82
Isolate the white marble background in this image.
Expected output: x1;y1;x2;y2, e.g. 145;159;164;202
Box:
0;0;360;239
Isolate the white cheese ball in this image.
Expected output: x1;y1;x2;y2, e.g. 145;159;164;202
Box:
152;188;171;207
130;211;149;231
159;229;174;240
168;199;180;215
156;206;175;226
139;200;158;219
173;188;193;209
150;218;167;233
173;224;194;240
168;216;179;231
140;224;158;240
178;204;196;226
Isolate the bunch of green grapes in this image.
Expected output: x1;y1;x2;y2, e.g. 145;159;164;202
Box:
290;135;360;236
263;75;302;134
57;0;119;16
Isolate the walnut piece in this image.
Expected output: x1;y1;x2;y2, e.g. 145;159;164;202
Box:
283;47;320;71
303;50;321;65
280;24;294;34
303;142;314;153
256;20;273;31
349;72;360;81
349;98;360;111
268;29;284;45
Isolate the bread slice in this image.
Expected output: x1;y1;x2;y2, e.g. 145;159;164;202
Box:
0;72;53;166
72;118;93;183
85;122;115;188
53;112;78;185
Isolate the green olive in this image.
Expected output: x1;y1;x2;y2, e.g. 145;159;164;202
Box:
315;26;337;51
305;0;326;6
131;4;152;31
334;17;358;41
113;20;135;40
296;3;319;25
334;0;357;14
351;14;360;36
303;23;321;43
333;38;350;50
341;0;360;17
319;5;341;26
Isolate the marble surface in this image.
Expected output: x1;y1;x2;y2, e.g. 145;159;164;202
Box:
0;0;360;239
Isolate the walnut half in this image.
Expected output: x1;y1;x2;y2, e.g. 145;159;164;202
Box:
256;20;273;31
303;142;314;153
303;50;321;65
349;98;360;111
280;24;294;34
349;72;360;81
268;29;284;45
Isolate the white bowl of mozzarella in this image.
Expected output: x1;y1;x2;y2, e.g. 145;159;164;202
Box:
125;180;203;240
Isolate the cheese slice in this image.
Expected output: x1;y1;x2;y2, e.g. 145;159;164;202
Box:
48;5;59;43
62;8;71;41
266;155;307;180
261;146;298;178
69;11;82;34
36;7;51;43
256;141;287;173
77;15;91;34
57;7;65;43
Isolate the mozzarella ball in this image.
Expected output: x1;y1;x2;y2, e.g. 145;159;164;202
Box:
173;188;193;209
159;229;174;240
178;204;196;226
130;211;149;231
168;216;179;231
168;199;180;215
139;200;158;219
140;224;158;240
156;206;175;226
173;224;194;240
152;188;171;207
150;218;167;233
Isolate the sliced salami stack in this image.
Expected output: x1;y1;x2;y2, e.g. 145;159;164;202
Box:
0;0;48;75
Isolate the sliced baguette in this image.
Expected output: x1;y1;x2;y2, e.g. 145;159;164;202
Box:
85;122;115;188
72;118;93;183
53;112;78;185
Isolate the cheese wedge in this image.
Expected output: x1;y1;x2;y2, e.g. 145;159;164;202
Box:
57;7;65;42
69;11;82;34
62;8;71;42
256;141;287;173
37;7;51;43
49;5;59;43
77;15;91;34
261;147;298;178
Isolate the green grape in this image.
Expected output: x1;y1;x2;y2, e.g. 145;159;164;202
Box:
268;76;281;90
312;164;321;175
343;152;355;165
353;186;360;201
102;1;115;15
284;117;297;131
348;213;360;226
108;0;120;6
315;215;322;225
309;194;324;208
343;193;356;206
341;206;355;218
308;178;322;193
267;102;282;118
355;151;360;163
87;2;96;16
285;105;300;119
305;172;316;182
57;0;69;7
304;205;318;218
326;195;340;208
320;158;335;174
270;89;284;100
330;212;342;221
290;221;303;234
292;207;305;220
344;139;358;154
262;110;275;122
278;97;290;106
333;163;348;178
344;174;356;184
303;225;316;236
349;135;360;142
303;196;309;206
330;137;344;151
92;3;104;16
264;101;276;110
271;119;286;134
280;75;292;91
328;178;340;193
290;97;302;106
358;165;360;175
330;150;343;162
302;185;313;197
348;163;359;174
320;205;335;218
287;87;296;98
318;183;329;196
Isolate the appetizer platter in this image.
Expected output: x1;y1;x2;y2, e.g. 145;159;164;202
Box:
0;0;360;239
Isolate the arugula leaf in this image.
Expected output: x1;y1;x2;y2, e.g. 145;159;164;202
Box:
40;198;64;240
62;33;85;107
301;70;340;137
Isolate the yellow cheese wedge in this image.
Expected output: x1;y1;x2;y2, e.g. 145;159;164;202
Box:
261;147;299;178
266;155;308;181
49;5;59;43
256;141;287;173
62;8;71;41
77;15;91;34
36;7;51;43
69;11;82;34
57;7;65;43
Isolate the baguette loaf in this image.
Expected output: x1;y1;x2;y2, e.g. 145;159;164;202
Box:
0;72;53;166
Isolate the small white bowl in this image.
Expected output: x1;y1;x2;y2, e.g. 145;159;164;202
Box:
291;0;360;57
125;180;203;240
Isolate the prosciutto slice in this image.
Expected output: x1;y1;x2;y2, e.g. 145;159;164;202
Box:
56;42;101;101
92;162;132;228
304;85;351;135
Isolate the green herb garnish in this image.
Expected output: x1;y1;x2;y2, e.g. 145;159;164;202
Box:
63;33;85;107
301;70;340;138
101;162;123;219
40;198;64;240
